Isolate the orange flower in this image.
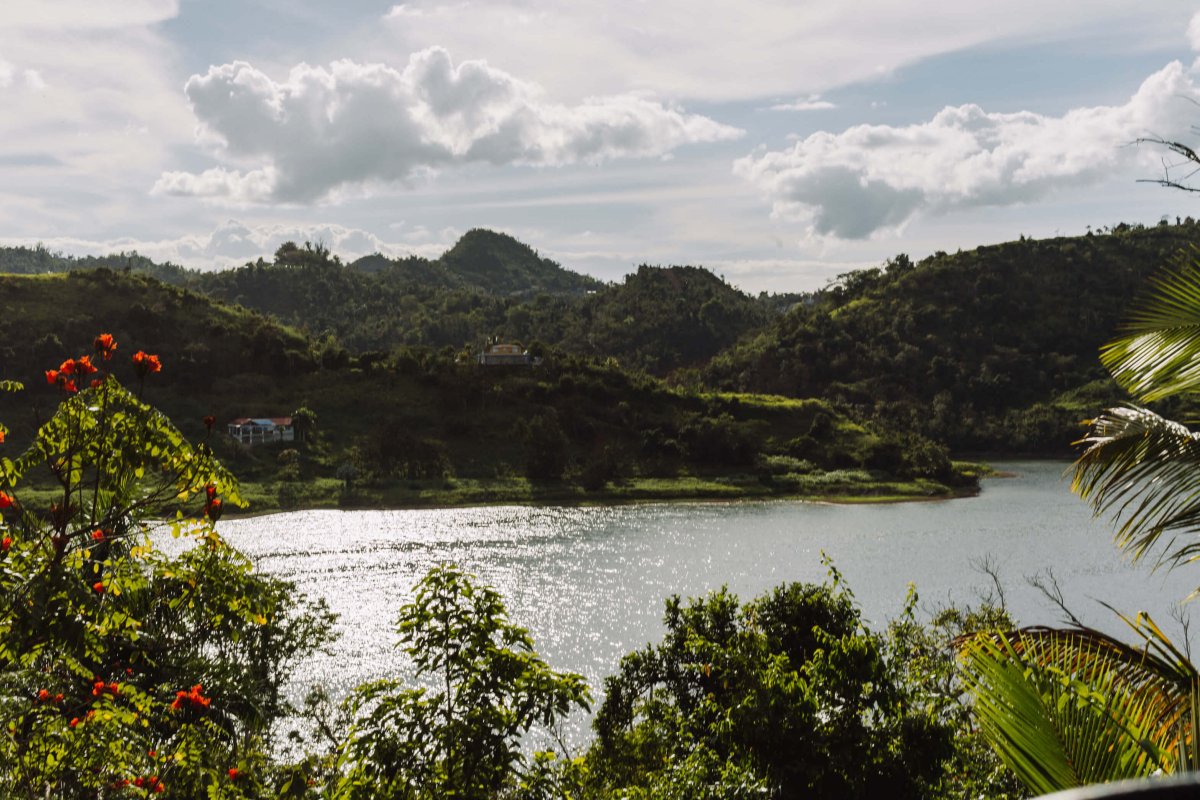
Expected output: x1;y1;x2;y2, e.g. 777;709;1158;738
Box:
171;683;211;711
58;358;76;376
74;355;97;376
0;493;12;510
89;378;102;389
1;537;10;551
91;529;106;542
206;498;223;521
69;717;79;728
131;351;162;376
45;369;58;385
37;689;49;702
93;333;116;360
228;768;240;780
92;581;105;594
0;429;5;444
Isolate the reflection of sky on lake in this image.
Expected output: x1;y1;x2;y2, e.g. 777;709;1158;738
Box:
212;461;1196;746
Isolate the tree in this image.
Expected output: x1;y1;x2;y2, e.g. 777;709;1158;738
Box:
291;405;318;444
336;564;589;799
0;335;333;797
587;577;955;799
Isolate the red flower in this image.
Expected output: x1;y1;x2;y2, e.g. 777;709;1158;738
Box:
89;378;102;389
92;581;105;594
2;537;11;550
203;415;216;431
45;368;77;393
228;768;240;780
171;683;212;711
91;529;106;542
148;749;156;758
205;483;217;502
37;689;49;702
206;497;223;521
0;492;12;510
54;693;62;704
0;429;5;444
94;333;117;360
74;355;97;376
69;717;79;728
131;351;162;376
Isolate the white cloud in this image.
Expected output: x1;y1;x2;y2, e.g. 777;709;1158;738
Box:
769;95;836;112
735;61;1200;240
1189;11;1200;52
2;0;178;29
375;1;1179;102
0;219;454;271
156;48;743;204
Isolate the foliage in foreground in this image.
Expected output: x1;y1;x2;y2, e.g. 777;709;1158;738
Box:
0;332;1024;798
0;337;334;797
956;256;1200;795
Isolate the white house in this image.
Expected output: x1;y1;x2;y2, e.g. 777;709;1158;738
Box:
227;417;294;445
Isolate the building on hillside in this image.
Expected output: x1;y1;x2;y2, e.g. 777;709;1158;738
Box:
478;342;536;366
227;417;294;445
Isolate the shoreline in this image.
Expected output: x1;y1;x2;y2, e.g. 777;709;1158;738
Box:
221;475;987;519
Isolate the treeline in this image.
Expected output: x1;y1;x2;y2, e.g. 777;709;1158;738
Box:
7;220;1200;456
706;222;1200;452
0;269;966;508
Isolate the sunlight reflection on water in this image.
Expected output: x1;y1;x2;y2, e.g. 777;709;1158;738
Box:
211;461;1196;746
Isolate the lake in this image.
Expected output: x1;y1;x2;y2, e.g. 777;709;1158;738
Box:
217;461;1199;742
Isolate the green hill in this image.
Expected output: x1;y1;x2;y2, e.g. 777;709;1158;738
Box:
0;268;965;512
704;221;1200;453
552;265;770;375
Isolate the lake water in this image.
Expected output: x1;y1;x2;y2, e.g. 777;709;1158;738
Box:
216;461;1199;742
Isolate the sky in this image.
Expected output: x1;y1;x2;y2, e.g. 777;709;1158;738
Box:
4;2;1200;293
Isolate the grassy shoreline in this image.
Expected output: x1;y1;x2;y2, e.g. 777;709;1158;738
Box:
227;465;989;516
10;464;992;518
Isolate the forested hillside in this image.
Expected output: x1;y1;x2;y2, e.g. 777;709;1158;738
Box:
705;221;1200;452
7;221;1200;455
0;269;961;511
0;232;772;376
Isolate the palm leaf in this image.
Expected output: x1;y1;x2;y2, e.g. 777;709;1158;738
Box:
1101;256;1200;402
1072;405;1200;573
958;621;1194;795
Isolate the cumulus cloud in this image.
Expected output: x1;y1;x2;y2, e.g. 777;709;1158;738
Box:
156;48;743;204
735;61;1200;239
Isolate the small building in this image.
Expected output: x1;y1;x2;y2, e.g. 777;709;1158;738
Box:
478;343;534;366
227;417;294;445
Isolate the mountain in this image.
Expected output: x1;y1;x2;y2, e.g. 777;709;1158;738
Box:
552;265;770;375
704;221;1200;452
435;229;603;295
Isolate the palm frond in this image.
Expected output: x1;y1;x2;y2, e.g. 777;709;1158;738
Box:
1101;256;1200;402
1072;405;1200;571
958;624;1190;795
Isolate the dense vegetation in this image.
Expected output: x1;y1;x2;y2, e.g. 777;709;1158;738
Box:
8;220;1200;458
706;221;1200;453
0;270;966;512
